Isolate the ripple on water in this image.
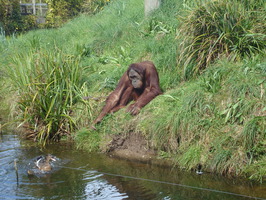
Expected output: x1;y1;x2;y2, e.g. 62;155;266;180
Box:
83;170;104;181
84;179;129;200
82;170;129;199
0;169;7;175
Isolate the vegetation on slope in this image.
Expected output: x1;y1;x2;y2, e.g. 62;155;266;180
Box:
0;0;265;181
0;0;110;34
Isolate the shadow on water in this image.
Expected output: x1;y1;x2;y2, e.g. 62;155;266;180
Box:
0;132;266;200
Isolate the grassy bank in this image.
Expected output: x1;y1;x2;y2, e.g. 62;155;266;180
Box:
0;0;265;181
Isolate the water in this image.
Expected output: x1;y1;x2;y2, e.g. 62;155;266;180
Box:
1;132;266;200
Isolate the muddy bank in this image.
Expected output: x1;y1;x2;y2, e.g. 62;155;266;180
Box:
104;132;162;163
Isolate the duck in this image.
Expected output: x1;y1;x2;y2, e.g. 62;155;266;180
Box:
196;163;203;175
34;154;56;172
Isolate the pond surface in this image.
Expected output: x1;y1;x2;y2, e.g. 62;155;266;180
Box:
0;132;266;200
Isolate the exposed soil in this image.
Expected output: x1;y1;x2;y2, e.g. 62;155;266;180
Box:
105;132;157;162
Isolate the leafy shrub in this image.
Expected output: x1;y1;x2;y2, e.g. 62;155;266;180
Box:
0;0;40;34
45;0;71;28
21;15;38;31
81;0;110;15
0;0;23;35
45;0;110;28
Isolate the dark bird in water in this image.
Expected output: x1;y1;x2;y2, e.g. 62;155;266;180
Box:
196;163;203;175
35;154;56;172
27;154;57;175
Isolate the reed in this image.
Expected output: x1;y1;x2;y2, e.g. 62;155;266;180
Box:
245;157;266;183
242;117;265;159
178;144;203;170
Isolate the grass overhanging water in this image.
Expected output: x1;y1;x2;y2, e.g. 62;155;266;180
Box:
0;0;265;181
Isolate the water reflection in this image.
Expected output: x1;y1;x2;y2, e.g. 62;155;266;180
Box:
84;178;128;199
0;132;266;200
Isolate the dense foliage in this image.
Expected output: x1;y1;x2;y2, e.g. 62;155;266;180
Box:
0;0;35;34
0;0;110;34
44;0;110;27
7;49;90;144
178;0;266;77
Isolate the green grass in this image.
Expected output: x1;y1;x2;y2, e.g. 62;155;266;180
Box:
0;0;265;181
177;0;266;77
6;49;91;144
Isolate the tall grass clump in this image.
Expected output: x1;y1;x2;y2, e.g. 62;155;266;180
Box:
7;49;90;144
242;116;266;182
242;117;266;161
177;0;266;77
0;28;6;51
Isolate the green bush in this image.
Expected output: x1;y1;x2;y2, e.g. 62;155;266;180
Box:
21;15;38;32
45;0;71;28
0;0;23;35
81;0;110;15
45;0;110;28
